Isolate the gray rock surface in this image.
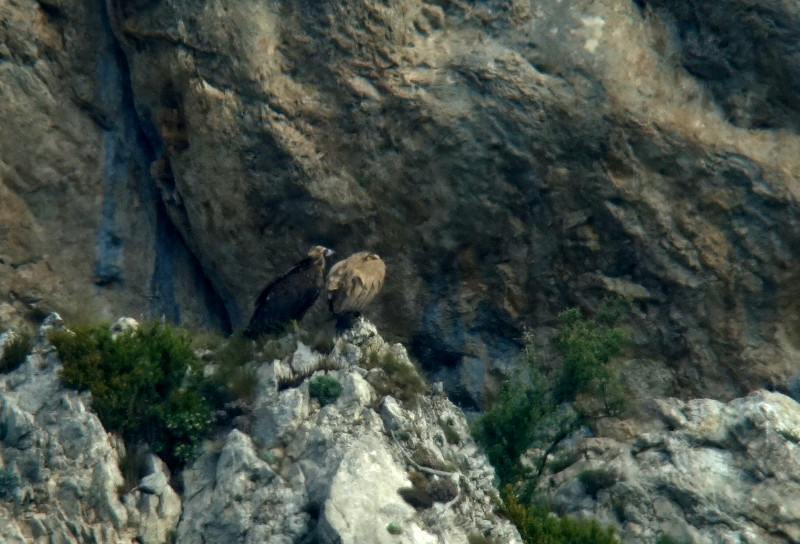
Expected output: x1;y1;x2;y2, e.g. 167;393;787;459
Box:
0;315;519;543
0;315;180;543
8;314;800;543
539;390;800;544
178;318;521;544
2;0;800;407
0;0;229;331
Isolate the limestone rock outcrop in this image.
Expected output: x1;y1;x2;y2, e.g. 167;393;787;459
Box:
538;391;800;544
3;0;800;407
0;315;181;543
178;319;520;544
0;315;519;543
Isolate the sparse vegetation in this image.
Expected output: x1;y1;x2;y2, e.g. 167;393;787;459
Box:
398;470;458;509
471;346;577;491
254;327;300;363
362;347;427;404
118;446;150;493
655;535;689;544
51;323;214;468
439;418;462;445
501;488;620;544
198;332;258;402
471;301;629;544
258;449;277;464
553;304;627;415
386;522;403;535
308;375;342;406
0;331;32;373
547;451;579;474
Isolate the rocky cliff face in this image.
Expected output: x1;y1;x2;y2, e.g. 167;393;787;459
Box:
0;316;520;543
538;390;800;544
2;0;800;406
0;0;230;332
0;315;181;543
4;316;800;544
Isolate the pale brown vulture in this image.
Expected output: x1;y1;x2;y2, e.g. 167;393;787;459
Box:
326;251;386;329
244;245;334;338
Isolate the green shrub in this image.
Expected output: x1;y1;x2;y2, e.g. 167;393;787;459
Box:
547;451;579;474
258;449;277;464
201;332;258;402
362;348;427;404
655;536;690;544
0;331;32;373
553;304;627;414
471;361;577;488
472;306;628;544
501;488;621;544
308;375;342;406
51;323;213;468
386;522;403;535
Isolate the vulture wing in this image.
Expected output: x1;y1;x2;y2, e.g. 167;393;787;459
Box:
245;257;323;337
326;253;385;314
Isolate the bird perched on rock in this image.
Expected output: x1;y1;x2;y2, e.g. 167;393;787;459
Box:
326;251;386;329
244;245;334;338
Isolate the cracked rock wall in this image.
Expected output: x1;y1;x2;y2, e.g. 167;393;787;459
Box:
3;0;800;406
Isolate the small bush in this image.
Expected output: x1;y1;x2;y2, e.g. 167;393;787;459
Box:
258;449;277;464
308;375;342;406
501;487;621;544
0;331;32;373
0;467;19;500
202;333;258;402
257;329;300;362
471;363;577;488
553;304;627;413
51;323;213;468
386;522;403;535
362;348;427;404
398;470;458;509
547;451;579;474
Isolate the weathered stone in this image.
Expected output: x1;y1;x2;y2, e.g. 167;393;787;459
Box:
318;436;433;544
178;319;520;543
253;387;309;449
338;371;374;407
289;342;322;376
3;0;800;408
539;391;800;544
0;319;181;543
110;317;139;340
0;1;227;332
380;396;408;431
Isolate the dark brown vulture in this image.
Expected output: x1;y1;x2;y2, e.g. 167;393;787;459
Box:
325;252;386;329
244;245;334;338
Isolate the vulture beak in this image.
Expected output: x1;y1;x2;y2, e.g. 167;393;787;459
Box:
324;248;335;258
